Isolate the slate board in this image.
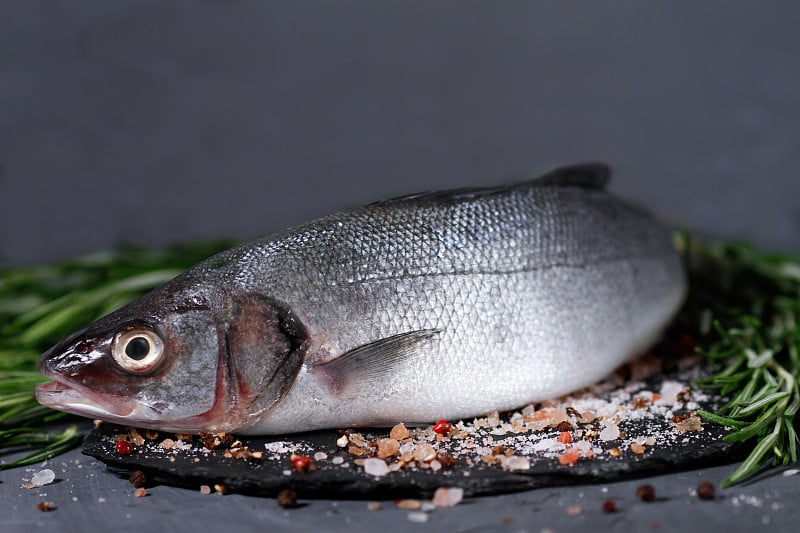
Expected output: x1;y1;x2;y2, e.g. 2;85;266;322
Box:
82;358;747;499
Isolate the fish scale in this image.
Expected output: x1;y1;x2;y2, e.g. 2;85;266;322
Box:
36;164;686;434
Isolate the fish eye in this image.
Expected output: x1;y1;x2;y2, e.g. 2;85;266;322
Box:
112;326;165;374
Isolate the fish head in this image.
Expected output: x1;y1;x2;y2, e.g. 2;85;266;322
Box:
35;275;307;434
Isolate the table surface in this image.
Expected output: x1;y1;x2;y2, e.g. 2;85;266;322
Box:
3;436;799;533
2;2;799;532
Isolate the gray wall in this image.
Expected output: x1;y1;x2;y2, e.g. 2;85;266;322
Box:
2;1;799;266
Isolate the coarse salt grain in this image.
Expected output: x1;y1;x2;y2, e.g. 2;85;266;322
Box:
432;487;464;507
659;381;684;405
363;458;390;477
502;455;530;471
396;499;421;510
599;424;620;441
390;423;410;440
264;441;290;453
377;438;400;458
414;443;436;462
31;469;55;487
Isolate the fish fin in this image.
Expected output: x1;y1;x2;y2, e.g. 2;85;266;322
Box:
367;163;610;207
314;329;440;396
532;162;610;190
367;187;495;206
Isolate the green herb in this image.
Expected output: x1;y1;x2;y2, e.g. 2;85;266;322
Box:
677;234;800;487
0;240;237;468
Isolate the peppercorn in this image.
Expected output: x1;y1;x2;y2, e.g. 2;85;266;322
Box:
556;421;574;432
277;489;299;508
115;440;133;455
291;454;313;472
128;469;147;488
636;484;656;502
432;419;452;435
696;481;715;500
37;501;56;512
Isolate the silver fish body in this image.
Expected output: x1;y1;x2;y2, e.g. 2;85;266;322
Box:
36;164;686;434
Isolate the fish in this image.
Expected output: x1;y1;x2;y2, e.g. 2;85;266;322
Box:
35;163;686;435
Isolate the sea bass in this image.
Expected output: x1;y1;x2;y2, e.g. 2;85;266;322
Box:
36;163;686;434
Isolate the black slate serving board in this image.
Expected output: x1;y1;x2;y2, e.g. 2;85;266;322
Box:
82;358;746;499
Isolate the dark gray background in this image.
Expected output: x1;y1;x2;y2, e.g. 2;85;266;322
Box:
1;0;799;267
2;1;800;532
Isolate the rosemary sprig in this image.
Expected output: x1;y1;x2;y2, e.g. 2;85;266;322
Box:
0;426;81;470
678;234;800;487
0;240;236;468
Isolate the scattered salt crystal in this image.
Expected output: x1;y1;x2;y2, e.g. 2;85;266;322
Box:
783;469;799;477
399;441;415;454
348;433;369;448
408;511;429;523
566;505;582;516
363;458;390;477
599;424;620;441
502;456;530;471
413;443;436;462
659;381;684;405
573;440;591;452
533;437;559;452
313;452;328;461
390;423;410;440
98;497;106;503
377;438;400;458
331;456;344;465
432;487;464;507
265;441;290;453
396;499;421;510
31;469;56;487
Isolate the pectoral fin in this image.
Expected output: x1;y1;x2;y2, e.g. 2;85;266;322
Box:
314;329;440;395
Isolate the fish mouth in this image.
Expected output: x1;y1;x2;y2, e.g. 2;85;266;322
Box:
35;378;136;421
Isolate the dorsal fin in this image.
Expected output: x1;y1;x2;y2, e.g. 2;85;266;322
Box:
532;162;611;190
367;162;611;208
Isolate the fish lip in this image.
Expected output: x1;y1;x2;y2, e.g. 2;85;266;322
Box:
34;377;135;420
